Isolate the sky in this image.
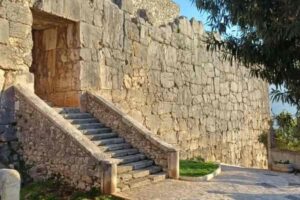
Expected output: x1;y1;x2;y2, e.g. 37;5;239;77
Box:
173;0;297;116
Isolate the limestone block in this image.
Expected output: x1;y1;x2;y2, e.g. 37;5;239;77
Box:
230;82;238;93
103;1;124;49
133;42;147;59
175;17;193;38
9;22;31;39
64;0;81;21
0;169;21;200
0;19;9;44
125;20;140;42
80;0;95;24
80;61;101;90
0;6;6;18
220;83;230;96
190;18;204;35
161;72;174;88
80;23;102;48
165;46;177;67
7;4;32;25
145;115;160;133
157;102;172;115
158;115;173;133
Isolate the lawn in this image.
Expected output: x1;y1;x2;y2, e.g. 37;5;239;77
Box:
180;160;219;177
21;180;122;200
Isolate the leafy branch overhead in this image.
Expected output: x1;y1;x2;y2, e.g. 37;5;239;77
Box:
192;0;300;109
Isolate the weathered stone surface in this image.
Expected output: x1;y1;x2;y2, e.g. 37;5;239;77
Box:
0;169;21;200
0;19;9;44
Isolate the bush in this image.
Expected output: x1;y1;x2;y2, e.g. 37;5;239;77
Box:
274;112;300;152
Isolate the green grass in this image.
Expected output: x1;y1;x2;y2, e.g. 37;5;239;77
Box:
21;180;121;200
180;160;219;177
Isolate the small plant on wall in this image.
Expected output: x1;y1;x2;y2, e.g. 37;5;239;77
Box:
258;131;268;149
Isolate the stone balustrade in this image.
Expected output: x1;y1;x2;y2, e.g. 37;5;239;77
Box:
82;92;179;179
14;85;118;194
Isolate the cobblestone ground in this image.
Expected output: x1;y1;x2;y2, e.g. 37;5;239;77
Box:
119;165;300;200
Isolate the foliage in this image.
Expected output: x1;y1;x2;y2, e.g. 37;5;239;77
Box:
192;0;300;111
180;160;219;177
258;131;268;149
21;180;121;200
274;112;300;152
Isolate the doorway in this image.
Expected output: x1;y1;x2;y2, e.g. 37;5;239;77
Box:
30;10;80;107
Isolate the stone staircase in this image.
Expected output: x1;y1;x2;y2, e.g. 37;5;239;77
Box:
53;107;167;192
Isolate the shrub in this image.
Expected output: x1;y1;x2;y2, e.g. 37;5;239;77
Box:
274;112;300;152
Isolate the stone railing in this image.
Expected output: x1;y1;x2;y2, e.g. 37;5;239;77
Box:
81;92;179;179
14;85;118;194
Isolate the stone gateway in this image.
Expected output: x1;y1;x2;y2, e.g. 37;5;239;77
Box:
0;0;269;193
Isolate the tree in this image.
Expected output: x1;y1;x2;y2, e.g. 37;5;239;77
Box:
192;0;300;111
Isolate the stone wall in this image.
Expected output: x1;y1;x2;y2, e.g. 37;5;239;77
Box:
0;0;270;169
78;1;270;168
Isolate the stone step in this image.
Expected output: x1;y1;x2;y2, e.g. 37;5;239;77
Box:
54;107;81;114
63;113;93;119
81;128;112;135
68;118;99;124
115;153;146;165
117;172;166;192
75;123;105;130
118;160;154;174
109;148;139;158
87;132;119;140
118;165;162;183
100;143;132;151
94;138;125;146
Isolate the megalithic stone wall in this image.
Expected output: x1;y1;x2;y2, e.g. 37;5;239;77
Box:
0;0;270;169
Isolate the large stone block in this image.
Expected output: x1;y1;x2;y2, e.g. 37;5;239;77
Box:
103;1;124;49
0;19;9;44
161;72;174;88
7;4;32;25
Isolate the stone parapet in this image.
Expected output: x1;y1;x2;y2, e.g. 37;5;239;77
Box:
82;92;179;179
14;85;117;193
